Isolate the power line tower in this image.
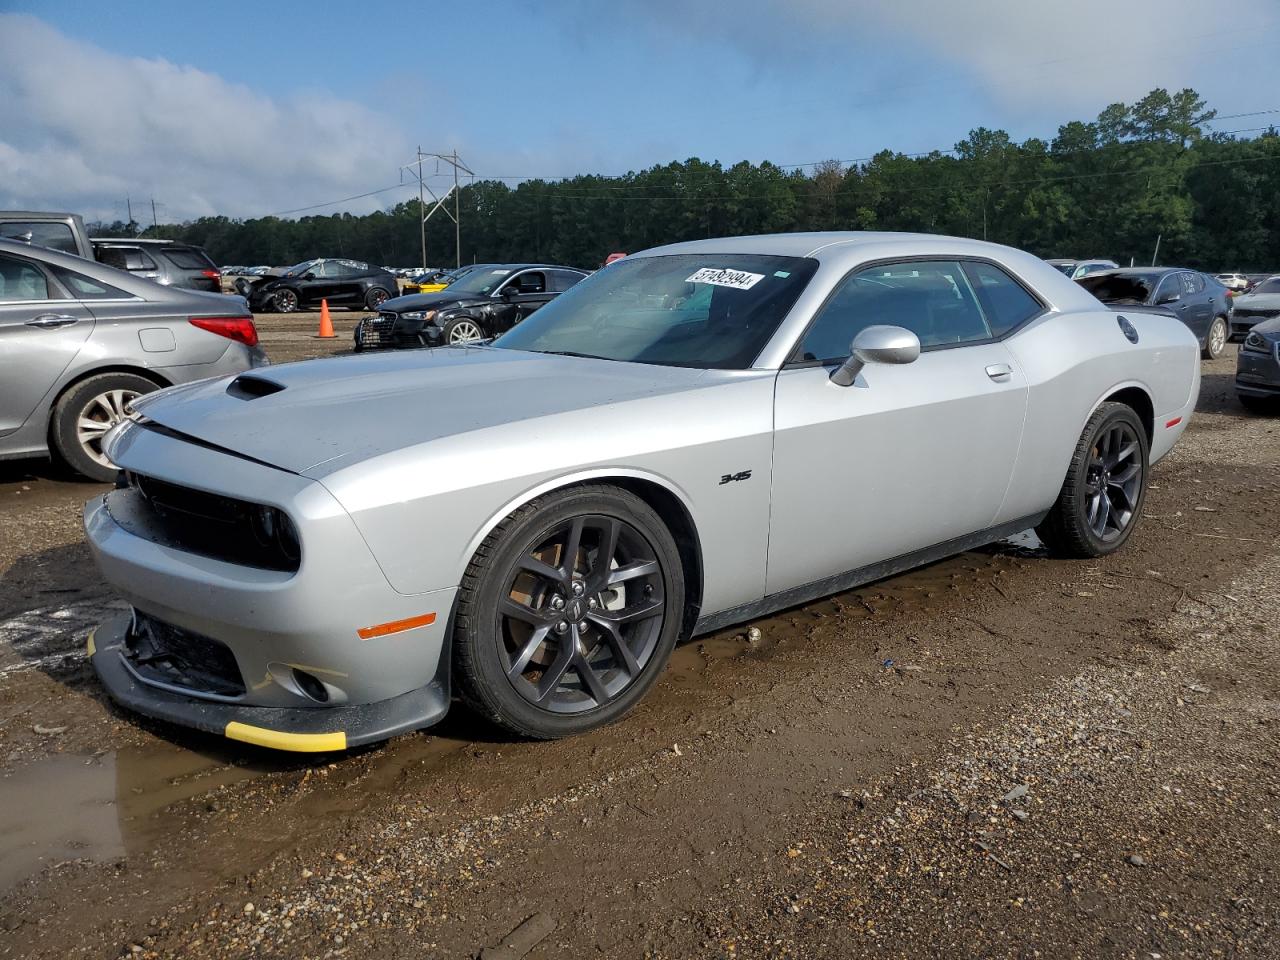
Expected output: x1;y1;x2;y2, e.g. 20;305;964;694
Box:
400;148;472;269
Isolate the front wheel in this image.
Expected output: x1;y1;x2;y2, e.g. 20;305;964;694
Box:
272;288;299;313
1202;316;1228;360
442;317;485;345
50;373;159;482
364;287;391;310
453;485;685;739
1036;402;1149;559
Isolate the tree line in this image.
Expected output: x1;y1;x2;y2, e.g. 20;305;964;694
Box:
93;89;1280;272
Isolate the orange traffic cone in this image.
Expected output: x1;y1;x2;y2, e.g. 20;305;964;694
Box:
315;298;336;339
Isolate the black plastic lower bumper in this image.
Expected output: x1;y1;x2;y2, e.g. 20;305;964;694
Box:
89;614;450;752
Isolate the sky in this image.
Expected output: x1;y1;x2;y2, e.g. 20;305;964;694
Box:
1;0;1278;223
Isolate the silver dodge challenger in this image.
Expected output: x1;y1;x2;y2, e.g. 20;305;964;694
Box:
85;233;1200;752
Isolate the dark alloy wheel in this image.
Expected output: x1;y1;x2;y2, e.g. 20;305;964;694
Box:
454;485;684;738
1037;401;1148;558
365;287;391;310
273;288;298;313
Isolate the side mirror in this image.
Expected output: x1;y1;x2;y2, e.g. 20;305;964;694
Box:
830;325;921;387
302;272;316;281
500;285;519;300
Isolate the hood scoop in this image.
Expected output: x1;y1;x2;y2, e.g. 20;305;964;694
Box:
226;375;285;400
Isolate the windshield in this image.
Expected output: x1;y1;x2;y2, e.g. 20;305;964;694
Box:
1078;273;1153;304
283;259;320;277
1052;262;1076;276
441;266;514;295
1073;262;1113;278
1255;278;1280;294
492;253;819;369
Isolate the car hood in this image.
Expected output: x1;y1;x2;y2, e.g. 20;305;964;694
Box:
1250;315;1280;338
128;347;711;477
380;291;481;312
1234;293;1280;311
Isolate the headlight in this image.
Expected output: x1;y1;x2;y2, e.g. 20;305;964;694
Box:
1243;332;1273;353
400;310;437;322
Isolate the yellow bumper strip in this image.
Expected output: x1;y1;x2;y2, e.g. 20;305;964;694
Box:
86;630;96;657
224;722;346;753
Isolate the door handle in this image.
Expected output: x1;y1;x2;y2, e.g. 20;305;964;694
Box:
25;314;80;329
985;363;1013;383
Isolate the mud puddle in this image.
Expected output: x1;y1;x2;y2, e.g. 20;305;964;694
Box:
0;745;255;890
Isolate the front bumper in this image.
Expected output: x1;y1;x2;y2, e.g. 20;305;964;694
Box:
1236;342;1280;397
89;615;448;751
84;423;458;749
355;312;444;350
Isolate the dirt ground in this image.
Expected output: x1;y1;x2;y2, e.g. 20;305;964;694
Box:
0;322;1276;959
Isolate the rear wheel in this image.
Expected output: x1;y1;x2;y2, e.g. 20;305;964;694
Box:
1036;402;1148;559
454;485;684;739
364;287;391;310
50;373;159;482
1202;316;1228;360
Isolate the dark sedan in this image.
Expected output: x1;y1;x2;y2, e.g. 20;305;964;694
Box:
239;258;399;313
1236;317;1280;412
1227;275;1280;342
355;263;588;349
1077;268;1232;360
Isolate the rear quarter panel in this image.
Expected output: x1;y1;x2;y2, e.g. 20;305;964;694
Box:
997;307;1199;524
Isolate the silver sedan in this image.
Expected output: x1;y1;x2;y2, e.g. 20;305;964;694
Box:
0;238;266;480
84;233;1200;751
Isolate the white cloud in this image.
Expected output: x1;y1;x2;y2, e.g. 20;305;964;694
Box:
0;14;414;222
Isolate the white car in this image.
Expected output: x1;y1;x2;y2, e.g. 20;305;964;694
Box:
1216;273;1250;292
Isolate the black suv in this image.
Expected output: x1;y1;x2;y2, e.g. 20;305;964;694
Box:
355;264;588;349
239;258;399;312
91;238;222;293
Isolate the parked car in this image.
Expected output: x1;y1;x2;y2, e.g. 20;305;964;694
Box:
92;238;221;293
405;264;483;295
1216;273;1250;292
1226;275;1280;342
356;264;589;349
237;258;398;313
83;232;1198;751
1077;268;1231;359
1046;258;1119;280
1235;317;1280;412
0;237;265;481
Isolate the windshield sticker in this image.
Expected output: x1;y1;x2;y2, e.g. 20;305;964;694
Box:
686;267;765;290
773;270;791;278
492;269;511;276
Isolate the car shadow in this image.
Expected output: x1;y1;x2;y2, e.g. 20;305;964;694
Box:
1197;370;1251;417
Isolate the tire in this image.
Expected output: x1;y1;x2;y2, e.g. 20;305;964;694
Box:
272;288;298;313
442;316;485;345
364;287;391;310
1036;402;1149;559
454;484;685;739
1202;315;1228;360
50;373;160;482
1239;393;1279;414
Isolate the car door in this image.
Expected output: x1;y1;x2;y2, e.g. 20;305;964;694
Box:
0;251;96;437
767;258;1028;595
296;261;334;307
1181;271;1213;341
509;270;553;329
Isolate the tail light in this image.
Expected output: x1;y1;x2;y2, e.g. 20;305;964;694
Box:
201;269;220;280
189;316;259;347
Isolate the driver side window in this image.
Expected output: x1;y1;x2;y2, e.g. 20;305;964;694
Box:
796;260;991;363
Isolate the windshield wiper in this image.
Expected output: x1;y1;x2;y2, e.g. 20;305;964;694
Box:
540;349;604;360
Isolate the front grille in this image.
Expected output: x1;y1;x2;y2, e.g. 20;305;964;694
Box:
122;473;301;572
358;312;398;349
1234;308;1279;319
125;611;245;698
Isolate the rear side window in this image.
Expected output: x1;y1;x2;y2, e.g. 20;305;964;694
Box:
48;266;130;300
98;246;157;271
1181;272;1203;295
549;269;585;292
159;247;216;270
798;260;991;361
0;221;78;255
0;254;51;300
962;261;1043;337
